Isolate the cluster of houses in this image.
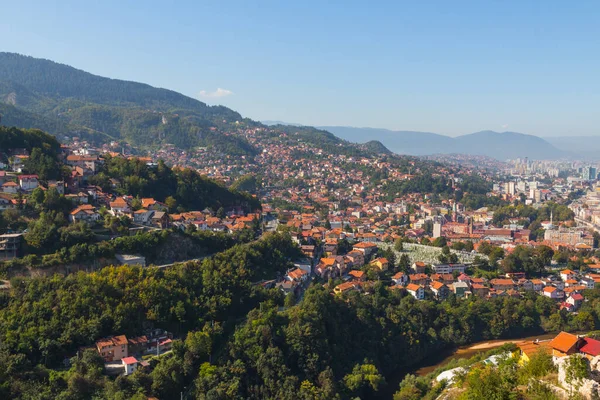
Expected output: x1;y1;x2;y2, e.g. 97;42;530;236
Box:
390;266;595;308
515;331;600;372
94;329;173;375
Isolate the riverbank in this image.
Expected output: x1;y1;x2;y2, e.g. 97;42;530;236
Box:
413;332;557;376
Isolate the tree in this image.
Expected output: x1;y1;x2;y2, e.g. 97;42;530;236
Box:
284;291;297;308
343;362;385;398
25;212;61;251
131;197;142;211
394;238;404;252
432;237;447;247
398;254;410;273
165;196;177;212
464;241;474;252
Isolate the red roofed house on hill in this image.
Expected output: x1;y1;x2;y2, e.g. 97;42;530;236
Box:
122;356;138;375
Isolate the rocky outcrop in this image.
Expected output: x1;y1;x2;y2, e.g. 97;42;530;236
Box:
557;355;600;399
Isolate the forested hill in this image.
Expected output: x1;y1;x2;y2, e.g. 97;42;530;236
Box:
0;53;396;158
0;53;239;116
0;52;257;154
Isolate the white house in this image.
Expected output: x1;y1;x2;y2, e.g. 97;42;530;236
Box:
542;286;564;299
406;283;424;300
432;263;466;274
69;205;100;224
392;271;408;286
580;277;595;289
286;268;309;283
133;209;154;225
122;356;138;375
560;269;575;282
18;175;39;191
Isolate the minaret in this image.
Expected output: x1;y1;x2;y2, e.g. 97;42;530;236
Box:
550;210;553;227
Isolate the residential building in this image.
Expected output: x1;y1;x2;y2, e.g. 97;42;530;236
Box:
542;286;564;299
122;357;138;375
69;205;100;224
370;257;389;271
392;271;408;286
406;283;424;300
452;281;469;298
96;335;129;362
430;281;450;299
432;263;466;274
548;331;581;358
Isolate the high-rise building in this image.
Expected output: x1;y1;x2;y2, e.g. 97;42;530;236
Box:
582;166;597;181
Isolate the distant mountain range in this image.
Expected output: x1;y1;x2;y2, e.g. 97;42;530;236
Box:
0;52;592;161
317;126;571;160
545;136;600;157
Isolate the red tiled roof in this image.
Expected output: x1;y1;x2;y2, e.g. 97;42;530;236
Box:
122;356;138;365
580;338;600;357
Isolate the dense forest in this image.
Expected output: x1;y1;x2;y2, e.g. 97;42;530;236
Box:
0;233;302;399
0;126;67;180
4;239;599;400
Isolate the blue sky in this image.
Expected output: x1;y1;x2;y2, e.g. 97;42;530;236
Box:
1;1;599;137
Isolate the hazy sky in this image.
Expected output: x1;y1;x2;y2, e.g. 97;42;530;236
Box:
1;1;599;137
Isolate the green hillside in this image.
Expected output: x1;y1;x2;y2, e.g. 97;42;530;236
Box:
0;52;257;155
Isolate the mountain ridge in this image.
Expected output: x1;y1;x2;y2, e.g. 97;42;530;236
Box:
0;52;258;155
319;126;568;160
0;52;577;160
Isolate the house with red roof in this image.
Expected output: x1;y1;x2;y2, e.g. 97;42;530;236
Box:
566;293;584;309
579;337;600;359
122;356;138;375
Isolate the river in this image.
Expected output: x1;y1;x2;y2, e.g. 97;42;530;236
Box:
412;331;558;376
381;331;559;399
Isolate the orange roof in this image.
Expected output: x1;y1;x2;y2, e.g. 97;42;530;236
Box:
406;283;421;291
549;331;579;353
335;282;357;292
70;204;95;215
287;268;308;280
430;281;446;290
517;340;550;358
348;270;365;278
371;257;389;264
353;242;378;248
141;198;157;208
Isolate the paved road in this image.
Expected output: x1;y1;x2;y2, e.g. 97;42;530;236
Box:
153;255;211;269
